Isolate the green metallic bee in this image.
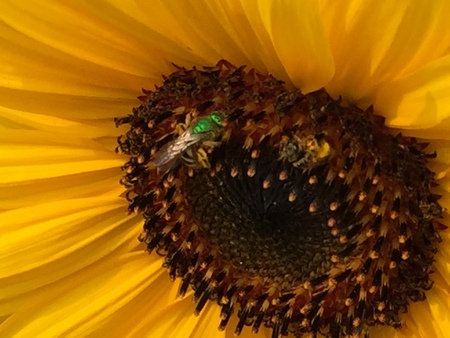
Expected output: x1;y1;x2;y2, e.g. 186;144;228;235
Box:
153;110;226;172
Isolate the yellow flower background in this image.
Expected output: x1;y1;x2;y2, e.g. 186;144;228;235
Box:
1;1;450;337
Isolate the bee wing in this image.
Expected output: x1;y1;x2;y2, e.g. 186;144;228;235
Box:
153;131;205;172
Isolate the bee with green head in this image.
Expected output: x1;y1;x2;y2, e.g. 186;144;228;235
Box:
153;110;226;172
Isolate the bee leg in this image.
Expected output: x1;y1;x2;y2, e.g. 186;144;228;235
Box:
196;147;211;168
174;122;188;135
202;140;221;148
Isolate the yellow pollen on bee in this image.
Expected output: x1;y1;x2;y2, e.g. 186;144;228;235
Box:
377;302;386;311
366;229;374;237
338;170;346;179
389;261;397;269
339;235;348;244
369;286;377;294
309;203;317;213
369;251;379;259
147;120;155;128
358;192;367;201
372;176;380;185
353;318;361;327
331;228;339;237
188;168;195;177
230;168;239;178
345;298;353;307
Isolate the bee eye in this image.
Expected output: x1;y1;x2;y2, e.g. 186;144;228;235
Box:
211;111;223;126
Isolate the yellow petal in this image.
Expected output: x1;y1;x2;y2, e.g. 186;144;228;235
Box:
408;289;446;337
135;0;250;65
0;168;121;209
0;20;144;98
0;106;123;139
0;198;140;314
241;0;334;91
320;0;450;103
375;55;450;132
0;1;170;77
0;253;168;337
0;88;136;121
135;0;334;92
127;299;224;338
0;129;123;183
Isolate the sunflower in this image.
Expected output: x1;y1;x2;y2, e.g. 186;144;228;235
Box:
1;1;450;337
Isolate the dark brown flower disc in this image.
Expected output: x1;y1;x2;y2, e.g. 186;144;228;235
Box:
115;61;444;338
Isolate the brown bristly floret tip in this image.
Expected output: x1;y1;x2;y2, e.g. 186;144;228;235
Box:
115;60;444;338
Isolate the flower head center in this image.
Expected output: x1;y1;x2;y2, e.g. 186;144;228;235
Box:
186;140;341;287
115;61;443;337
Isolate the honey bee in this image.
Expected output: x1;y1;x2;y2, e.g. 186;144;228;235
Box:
279;134;330;169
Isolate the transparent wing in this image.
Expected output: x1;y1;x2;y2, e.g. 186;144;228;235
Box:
153;131;206;172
